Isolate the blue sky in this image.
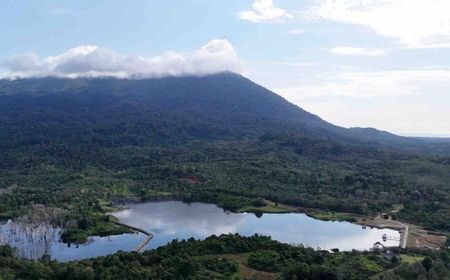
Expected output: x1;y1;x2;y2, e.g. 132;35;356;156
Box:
1;0;450;137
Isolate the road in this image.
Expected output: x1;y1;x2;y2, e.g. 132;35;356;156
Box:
399;223;409;248
134;234;154;252
112;219;154;252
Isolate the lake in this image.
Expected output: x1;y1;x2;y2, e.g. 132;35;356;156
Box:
0;201;400;261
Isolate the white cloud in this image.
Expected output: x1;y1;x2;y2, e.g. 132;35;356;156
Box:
0;39;242;79
330;47;387;56
237;0;293;23
288;29;305;35
275;70;450;99
312;0;450;48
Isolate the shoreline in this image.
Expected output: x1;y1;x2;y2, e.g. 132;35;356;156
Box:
112;197;445;249
108;198;410;248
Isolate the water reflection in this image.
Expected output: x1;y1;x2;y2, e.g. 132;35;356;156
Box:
113;201;247;236
0;220;60;259
112;201;400;251
0;201;400;261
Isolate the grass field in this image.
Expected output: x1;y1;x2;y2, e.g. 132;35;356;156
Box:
400;254;424;264
307;210;359;223
238;204;293;214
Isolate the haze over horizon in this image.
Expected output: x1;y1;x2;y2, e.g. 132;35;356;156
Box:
1;0;450;137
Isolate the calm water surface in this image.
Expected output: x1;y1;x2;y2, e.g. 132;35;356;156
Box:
0;201;400;261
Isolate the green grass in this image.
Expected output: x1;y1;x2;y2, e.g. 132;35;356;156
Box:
308;211;358;223
238;205;292;214
216;253;277;280
61;220;131;243
97;199;120;212
360;257;386;274
400;254;424;264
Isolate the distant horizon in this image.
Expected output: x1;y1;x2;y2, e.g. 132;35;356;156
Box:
397;133;450;139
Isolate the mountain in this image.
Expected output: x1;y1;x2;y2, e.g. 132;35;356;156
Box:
0;72;445;152
0;73;449;235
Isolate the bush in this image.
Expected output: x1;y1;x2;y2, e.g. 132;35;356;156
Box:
247;250;280;272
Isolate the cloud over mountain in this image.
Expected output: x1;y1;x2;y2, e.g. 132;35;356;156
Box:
0;39;242;79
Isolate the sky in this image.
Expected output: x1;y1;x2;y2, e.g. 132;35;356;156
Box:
1;0;450;137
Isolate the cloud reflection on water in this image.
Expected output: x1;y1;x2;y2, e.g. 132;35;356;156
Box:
113;201;247;237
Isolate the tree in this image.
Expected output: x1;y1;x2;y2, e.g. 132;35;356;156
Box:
422;257;433;272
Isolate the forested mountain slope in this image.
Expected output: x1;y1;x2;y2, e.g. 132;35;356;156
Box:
0;73;447;152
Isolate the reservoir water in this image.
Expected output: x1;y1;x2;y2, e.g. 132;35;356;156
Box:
0;201;400;261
